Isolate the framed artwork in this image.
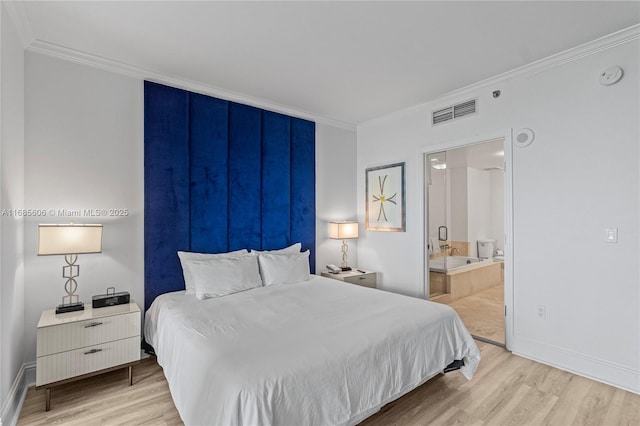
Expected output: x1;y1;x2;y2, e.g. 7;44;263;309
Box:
365;162;405;232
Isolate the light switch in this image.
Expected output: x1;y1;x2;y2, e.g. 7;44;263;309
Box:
605;228;618;243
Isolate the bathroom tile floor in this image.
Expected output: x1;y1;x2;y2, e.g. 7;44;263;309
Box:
434;285;505;345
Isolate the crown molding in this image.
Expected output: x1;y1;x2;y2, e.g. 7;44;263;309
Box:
3;1;35;48
20;21;639;131
360;23;640;128
26;39;356;131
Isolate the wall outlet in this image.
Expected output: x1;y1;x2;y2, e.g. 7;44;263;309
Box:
536;305;546;320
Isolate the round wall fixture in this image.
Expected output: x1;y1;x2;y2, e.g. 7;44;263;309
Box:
514;128;535;148
599;66;623;86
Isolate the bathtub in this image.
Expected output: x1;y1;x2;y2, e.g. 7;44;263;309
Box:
429;256;487;273
429;256;501;301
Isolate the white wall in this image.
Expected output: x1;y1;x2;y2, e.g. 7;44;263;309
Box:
23;52;145;364
22;52;357;365
431;165;503;257
0;2;25;420
449;166;467;243
489;169;504;252
467;168;491;258
316;124;358;270
357;38;639;392
426;167;446;248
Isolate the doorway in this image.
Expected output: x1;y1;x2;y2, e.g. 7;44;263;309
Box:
425;137;509;347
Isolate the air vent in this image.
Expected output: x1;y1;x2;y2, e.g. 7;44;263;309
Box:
453;99;476;118
432;107;453;125
432;98;477;126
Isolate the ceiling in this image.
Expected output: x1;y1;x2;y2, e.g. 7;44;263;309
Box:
15;1;640;125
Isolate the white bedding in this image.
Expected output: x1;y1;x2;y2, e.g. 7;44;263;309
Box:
145;275;480;426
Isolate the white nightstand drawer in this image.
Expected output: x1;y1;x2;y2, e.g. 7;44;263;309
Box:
344;273;376;288
36;336;139;386
321;269;378;288
37;311;140;357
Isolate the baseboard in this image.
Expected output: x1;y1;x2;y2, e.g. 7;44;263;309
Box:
0;362;35;426
25;363;36;388
512;336;640;395
0;352;151;426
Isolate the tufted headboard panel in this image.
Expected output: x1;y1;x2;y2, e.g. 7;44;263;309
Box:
144;81;315;309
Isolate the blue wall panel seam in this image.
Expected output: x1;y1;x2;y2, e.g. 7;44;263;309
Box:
260;111;264;249
187;93;192;250
288;118;293;241
228;103;232;250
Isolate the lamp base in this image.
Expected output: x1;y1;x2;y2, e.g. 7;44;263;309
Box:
340;266;352;271
56;302;84;314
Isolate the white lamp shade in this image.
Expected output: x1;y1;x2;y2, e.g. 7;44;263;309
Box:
38;224;103;255
329;221;359;239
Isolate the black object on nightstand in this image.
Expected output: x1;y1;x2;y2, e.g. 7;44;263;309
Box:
92;287;130;308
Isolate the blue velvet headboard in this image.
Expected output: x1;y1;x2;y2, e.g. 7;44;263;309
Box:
144;81;315;309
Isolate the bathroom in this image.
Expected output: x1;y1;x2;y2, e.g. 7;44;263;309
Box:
426;139;505;345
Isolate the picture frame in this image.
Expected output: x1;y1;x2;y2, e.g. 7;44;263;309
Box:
365;162;405;232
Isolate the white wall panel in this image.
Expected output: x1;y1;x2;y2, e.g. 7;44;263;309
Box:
0;1;25;414
315;124;358;271
24;52;144;368
357;40;640;392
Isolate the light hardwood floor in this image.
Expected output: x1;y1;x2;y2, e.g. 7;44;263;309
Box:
18;342;639;425
18;359;182;426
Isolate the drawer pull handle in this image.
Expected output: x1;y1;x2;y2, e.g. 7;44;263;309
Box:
359;277;366;280
84;348;103;355
84;322;103;328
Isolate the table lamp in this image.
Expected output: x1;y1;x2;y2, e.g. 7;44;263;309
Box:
38;223;103;314
329;221;358;271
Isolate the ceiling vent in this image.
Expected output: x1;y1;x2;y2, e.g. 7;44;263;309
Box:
432;98;477;126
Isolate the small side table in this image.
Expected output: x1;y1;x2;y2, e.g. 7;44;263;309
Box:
321;268;377;288
35;301;141;411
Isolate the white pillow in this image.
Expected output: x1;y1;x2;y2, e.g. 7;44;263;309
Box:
257;251;310;286
252;242;301;255
185;253;262;300
178;249;248;294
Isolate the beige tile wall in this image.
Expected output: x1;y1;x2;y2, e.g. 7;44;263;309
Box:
447;262;501;301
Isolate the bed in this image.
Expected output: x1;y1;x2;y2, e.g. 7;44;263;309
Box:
145;274;480;426
144;84;479;424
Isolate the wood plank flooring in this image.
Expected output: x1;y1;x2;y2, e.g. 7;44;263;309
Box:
18;358;182;426
18;342;639;425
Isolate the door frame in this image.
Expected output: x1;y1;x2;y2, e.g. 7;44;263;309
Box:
420;129;514;350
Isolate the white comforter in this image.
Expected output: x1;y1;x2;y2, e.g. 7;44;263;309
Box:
145;276;480;426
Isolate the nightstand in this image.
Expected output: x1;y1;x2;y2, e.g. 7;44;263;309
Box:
36;301;141;411
321;269;377;288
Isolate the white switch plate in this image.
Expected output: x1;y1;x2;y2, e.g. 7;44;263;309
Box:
605;228;618;243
